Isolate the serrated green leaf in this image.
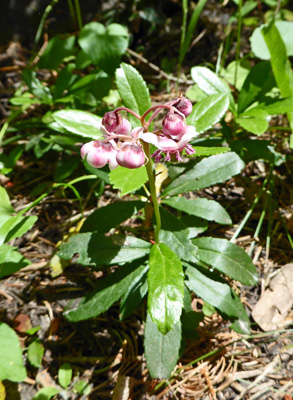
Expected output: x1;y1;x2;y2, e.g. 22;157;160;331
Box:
236;108;269;135
144;312;181;379
58;362;72;389
120;264;148;320
32;387;60;400
186;93;229;133
109;166;148;195
162;152;245;197
0;244;31;278
28;338;44;368
185;265;250;334
52;110;102;139
64;261;147;321
238;61;271;113
0;322;27;382
191;66;235;112
115;63;151;127
148;243;184;334
163;196;232;225
78;22;128;73
59;232;151;266
192;237;258;285
81;201;145;233
159;230;198;263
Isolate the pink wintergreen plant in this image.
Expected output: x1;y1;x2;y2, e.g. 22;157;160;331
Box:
80;96;197;242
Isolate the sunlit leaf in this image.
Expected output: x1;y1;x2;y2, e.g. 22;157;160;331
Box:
148;243;184;334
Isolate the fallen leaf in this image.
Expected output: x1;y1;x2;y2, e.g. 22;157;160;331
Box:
252;263;293;331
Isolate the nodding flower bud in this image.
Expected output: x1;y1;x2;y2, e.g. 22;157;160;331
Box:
162;113;185;137
81;140;116;168
174;97;193;117
116;144;145;169
102;111;122;133
115;118;132;136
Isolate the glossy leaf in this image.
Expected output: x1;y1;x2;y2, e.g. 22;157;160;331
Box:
58;363;72;389
236;108;269;135
115;63;151;127
120;264;149;320
192;237;258;285
0;244;31;278
191;66;235;111
0;322;27;382
28;338;44;368
159;230;198;263
163;196;232;225
59;232;151;266
144;312;181;379
81;201;145;234
64;262;147;321
262;23;292;98
78;22;128;73
187;93;229;133
52;110;102;139
148;243;184;334
32;387;60;400
238;61;271;114
162;152;245;197
109;166;148;195
250;21;293;60
185;265;250;334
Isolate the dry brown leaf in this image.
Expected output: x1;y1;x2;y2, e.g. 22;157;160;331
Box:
252;263;293;331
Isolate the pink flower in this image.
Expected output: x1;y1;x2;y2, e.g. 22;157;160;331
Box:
116;143;145;169
149;125;197;162
81;140;117;169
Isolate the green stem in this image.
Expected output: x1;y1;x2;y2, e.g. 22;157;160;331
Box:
74;0;83;30
230;174;270;243
248;189;269;257
143;142;161;243
234;0;243;89
34;0;59;45
67;0;77;30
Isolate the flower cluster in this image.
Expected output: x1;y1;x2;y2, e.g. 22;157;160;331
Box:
81;96;198;169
